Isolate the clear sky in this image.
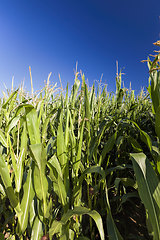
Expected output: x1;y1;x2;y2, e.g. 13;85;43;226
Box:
0;0;160;95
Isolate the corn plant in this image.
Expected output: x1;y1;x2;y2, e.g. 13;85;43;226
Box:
0;58;156;239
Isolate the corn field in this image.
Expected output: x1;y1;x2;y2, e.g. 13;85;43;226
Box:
1;44;160;240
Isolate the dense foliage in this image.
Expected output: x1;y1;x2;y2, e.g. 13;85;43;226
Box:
1;44;160;239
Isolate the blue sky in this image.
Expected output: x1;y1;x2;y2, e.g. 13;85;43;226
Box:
0;0;160;95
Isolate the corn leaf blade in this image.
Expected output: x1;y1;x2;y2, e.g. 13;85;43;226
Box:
131;152;160;239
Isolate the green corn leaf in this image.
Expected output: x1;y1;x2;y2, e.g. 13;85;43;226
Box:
90;83;95;112
16;151;24;193
33;165;42;200
30;144;46;172
83;78;91;137
140;130;152;152
75;119;85;175
20;123;27;151
18;168;35;234
7;116;20;133
57;175;67;207
30;144;48;217
49;206;105;240
0;129;7;148
0;183;6;197
70;77;80;108
64;82;69;107
64;108;70;147
81;166;106;179
2;89;18;109
57;111;67;167
42;117;50;143
29;199;36;228
105;182;123;240
15;104;34;116
84;82;91;122
73;166;105;203
73;164;122;240
106;164;133;175
26;108;41;145
89;120;113;161
69;113;77;172
120;192;139;205
128;136;143;152
19;122;27;163
120;177;137;189
155;105;160;140
9;137;24;193
57;111;69;195
37;100;44;127
49;220;62;237
0;155;21;213
150;71;160;113
31;217;43;240
48;155;63;179
106;206;123;240
99;131;117;166
131;152;160;239
130;121;152;152
45;197;53;219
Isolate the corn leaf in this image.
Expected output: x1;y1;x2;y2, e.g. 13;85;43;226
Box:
130;121;152;152
49;206;105;240
0;154;21;213
99;131;117;166
57;111;67;167
105;180;123;240
155;105;160;141
48;155;63;179
0;129;7;148
7;116;20;133
75;119;85;175
31;217;43;240
2;89;18;109
9;137;24;193
18;168;35;234
26;108;41;145
131;152;160;239
150;71;160;113
30;144;48;217
57;175;67;207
